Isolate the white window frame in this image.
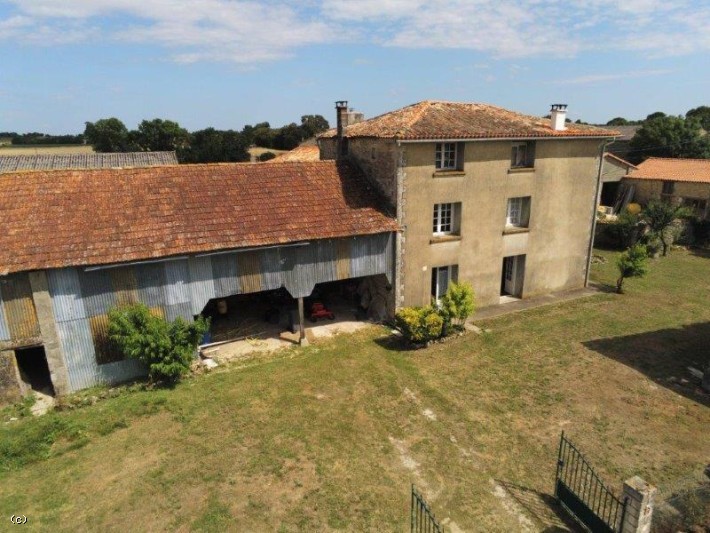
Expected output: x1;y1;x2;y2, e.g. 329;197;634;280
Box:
506;197;523;227
433;203;455;235
511;142;533;168
431;265;458;302
435;142;457;170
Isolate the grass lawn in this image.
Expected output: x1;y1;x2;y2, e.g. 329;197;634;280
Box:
1;248;708;532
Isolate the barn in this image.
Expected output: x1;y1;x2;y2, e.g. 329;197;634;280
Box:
0;160;398;401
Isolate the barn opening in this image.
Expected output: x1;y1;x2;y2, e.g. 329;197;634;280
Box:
198;274;391;346
14;345;55;396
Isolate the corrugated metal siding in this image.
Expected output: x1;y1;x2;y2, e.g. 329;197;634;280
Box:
46;233;395;392
0;293;9;341
0;273;40;341
237;251;262;294
187;257;216;315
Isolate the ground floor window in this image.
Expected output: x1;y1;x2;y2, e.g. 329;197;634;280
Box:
431;265;458;302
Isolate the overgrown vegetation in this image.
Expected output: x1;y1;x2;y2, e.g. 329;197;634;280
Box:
641;201;693;256
108;304;209;383
438;281;476;329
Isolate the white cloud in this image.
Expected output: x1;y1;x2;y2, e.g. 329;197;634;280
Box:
0;0;709;63
556;69;673;85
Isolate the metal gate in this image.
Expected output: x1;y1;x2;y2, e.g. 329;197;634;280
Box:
555;432;629;532
411;485;444;533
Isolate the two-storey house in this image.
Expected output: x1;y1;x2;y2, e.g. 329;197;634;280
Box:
319;100;619;308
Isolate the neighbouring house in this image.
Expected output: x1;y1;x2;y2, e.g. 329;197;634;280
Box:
269;143;321;163
0;151;178;173
599;153;637;214
607;125;641;161
318;101;619;307
0;161;398;402
622;157;710;219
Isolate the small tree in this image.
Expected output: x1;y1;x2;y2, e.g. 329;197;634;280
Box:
641;201;692;256
438;281;475;329
108;303;209;383
616;244;648;294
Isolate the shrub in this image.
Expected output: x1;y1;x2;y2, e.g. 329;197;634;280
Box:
439;281;475;328
258;151;276;161
616;244;648;294
108;304;209;384
609;211;640;249
626;203;642;215
394;306;443;344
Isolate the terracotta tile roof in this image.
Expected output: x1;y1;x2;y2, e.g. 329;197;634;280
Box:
625;157;710;184
269;144;321;163
319;101;619;140
0;161;398;275
604;152;637;169
0;151;178;173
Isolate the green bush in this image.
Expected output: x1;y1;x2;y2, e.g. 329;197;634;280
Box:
439;281;475;328
609;211;640;249
616;244;649;294
108;304;209;384
394;306;443;344
258;151;276;161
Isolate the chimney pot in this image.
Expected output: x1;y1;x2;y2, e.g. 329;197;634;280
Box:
550;104;568;131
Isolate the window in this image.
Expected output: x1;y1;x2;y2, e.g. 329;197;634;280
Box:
510;141;535;168
662;181;675;195
435;142;464;171
506;197;531;228
431;265;458;302
432;202;461;235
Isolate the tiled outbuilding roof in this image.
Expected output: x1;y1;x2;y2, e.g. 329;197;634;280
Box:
269;144;321;162
319;101;619;140
604;153;637;169
0;151;178;173
625;157;710;184
0;161;398;275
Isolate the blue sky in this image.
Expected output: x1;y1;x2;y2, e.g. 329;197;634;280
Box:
1;0;709;134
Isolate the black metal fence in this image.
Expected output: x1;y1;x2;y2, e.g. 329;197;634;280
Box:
411;485;444;533
555;432;629;532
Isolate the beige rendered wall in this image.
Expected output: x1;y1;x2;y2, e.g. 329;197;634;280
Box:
626;179;710;204
397;139;603;307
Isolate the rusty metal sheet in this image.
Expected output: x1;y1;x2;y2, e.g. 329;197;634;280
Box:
110;267;139;307
336;238;351;280
0;273;40;340
237;251;262;294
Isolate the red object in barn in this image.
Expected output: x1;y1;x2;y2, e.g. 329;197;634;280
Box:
310;302;334;322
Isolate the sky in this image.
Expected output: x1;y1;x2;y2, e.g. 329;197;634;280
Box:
1;0;709;134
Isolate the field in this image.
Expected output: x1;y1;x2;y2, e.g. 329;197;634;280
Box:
0;248;708;532
0;145;94;155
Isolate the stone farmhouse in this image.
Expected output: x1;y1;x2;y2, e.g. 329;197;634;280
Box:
318;101;619;307
0;100;619;400
622;157;710;219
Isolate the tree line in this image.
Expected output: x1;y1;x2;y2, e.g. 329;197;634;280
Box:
605;106;710;163
82;115;329;163
0;132;84;145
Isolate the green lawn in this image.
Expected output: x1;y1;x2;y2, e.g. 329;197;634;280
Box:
1;248;708;532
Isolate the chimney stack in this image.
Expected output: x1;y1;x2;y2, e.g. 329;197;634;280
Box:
335;100;349;157
550;104;567;131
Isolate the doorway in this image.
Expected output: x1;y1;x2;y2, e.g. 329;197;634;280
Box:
501;255;526;300
14;345;55;396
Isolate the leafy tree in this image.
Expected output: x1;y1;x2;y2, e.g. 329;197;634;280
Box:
641;201;692;256
134;118;189;152
616;244;648;294
178;128;249;163
606;117;630;126
438;281;475;328
629;115;710;163
645;111;666;121
252;125;275;148
108;303;209;383
686;105;710;131
272;123;303;150
300;114;330;138
84;118;132;152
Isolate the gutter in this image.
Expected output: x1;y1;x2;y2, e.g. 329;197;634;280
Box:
584;138;615;287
